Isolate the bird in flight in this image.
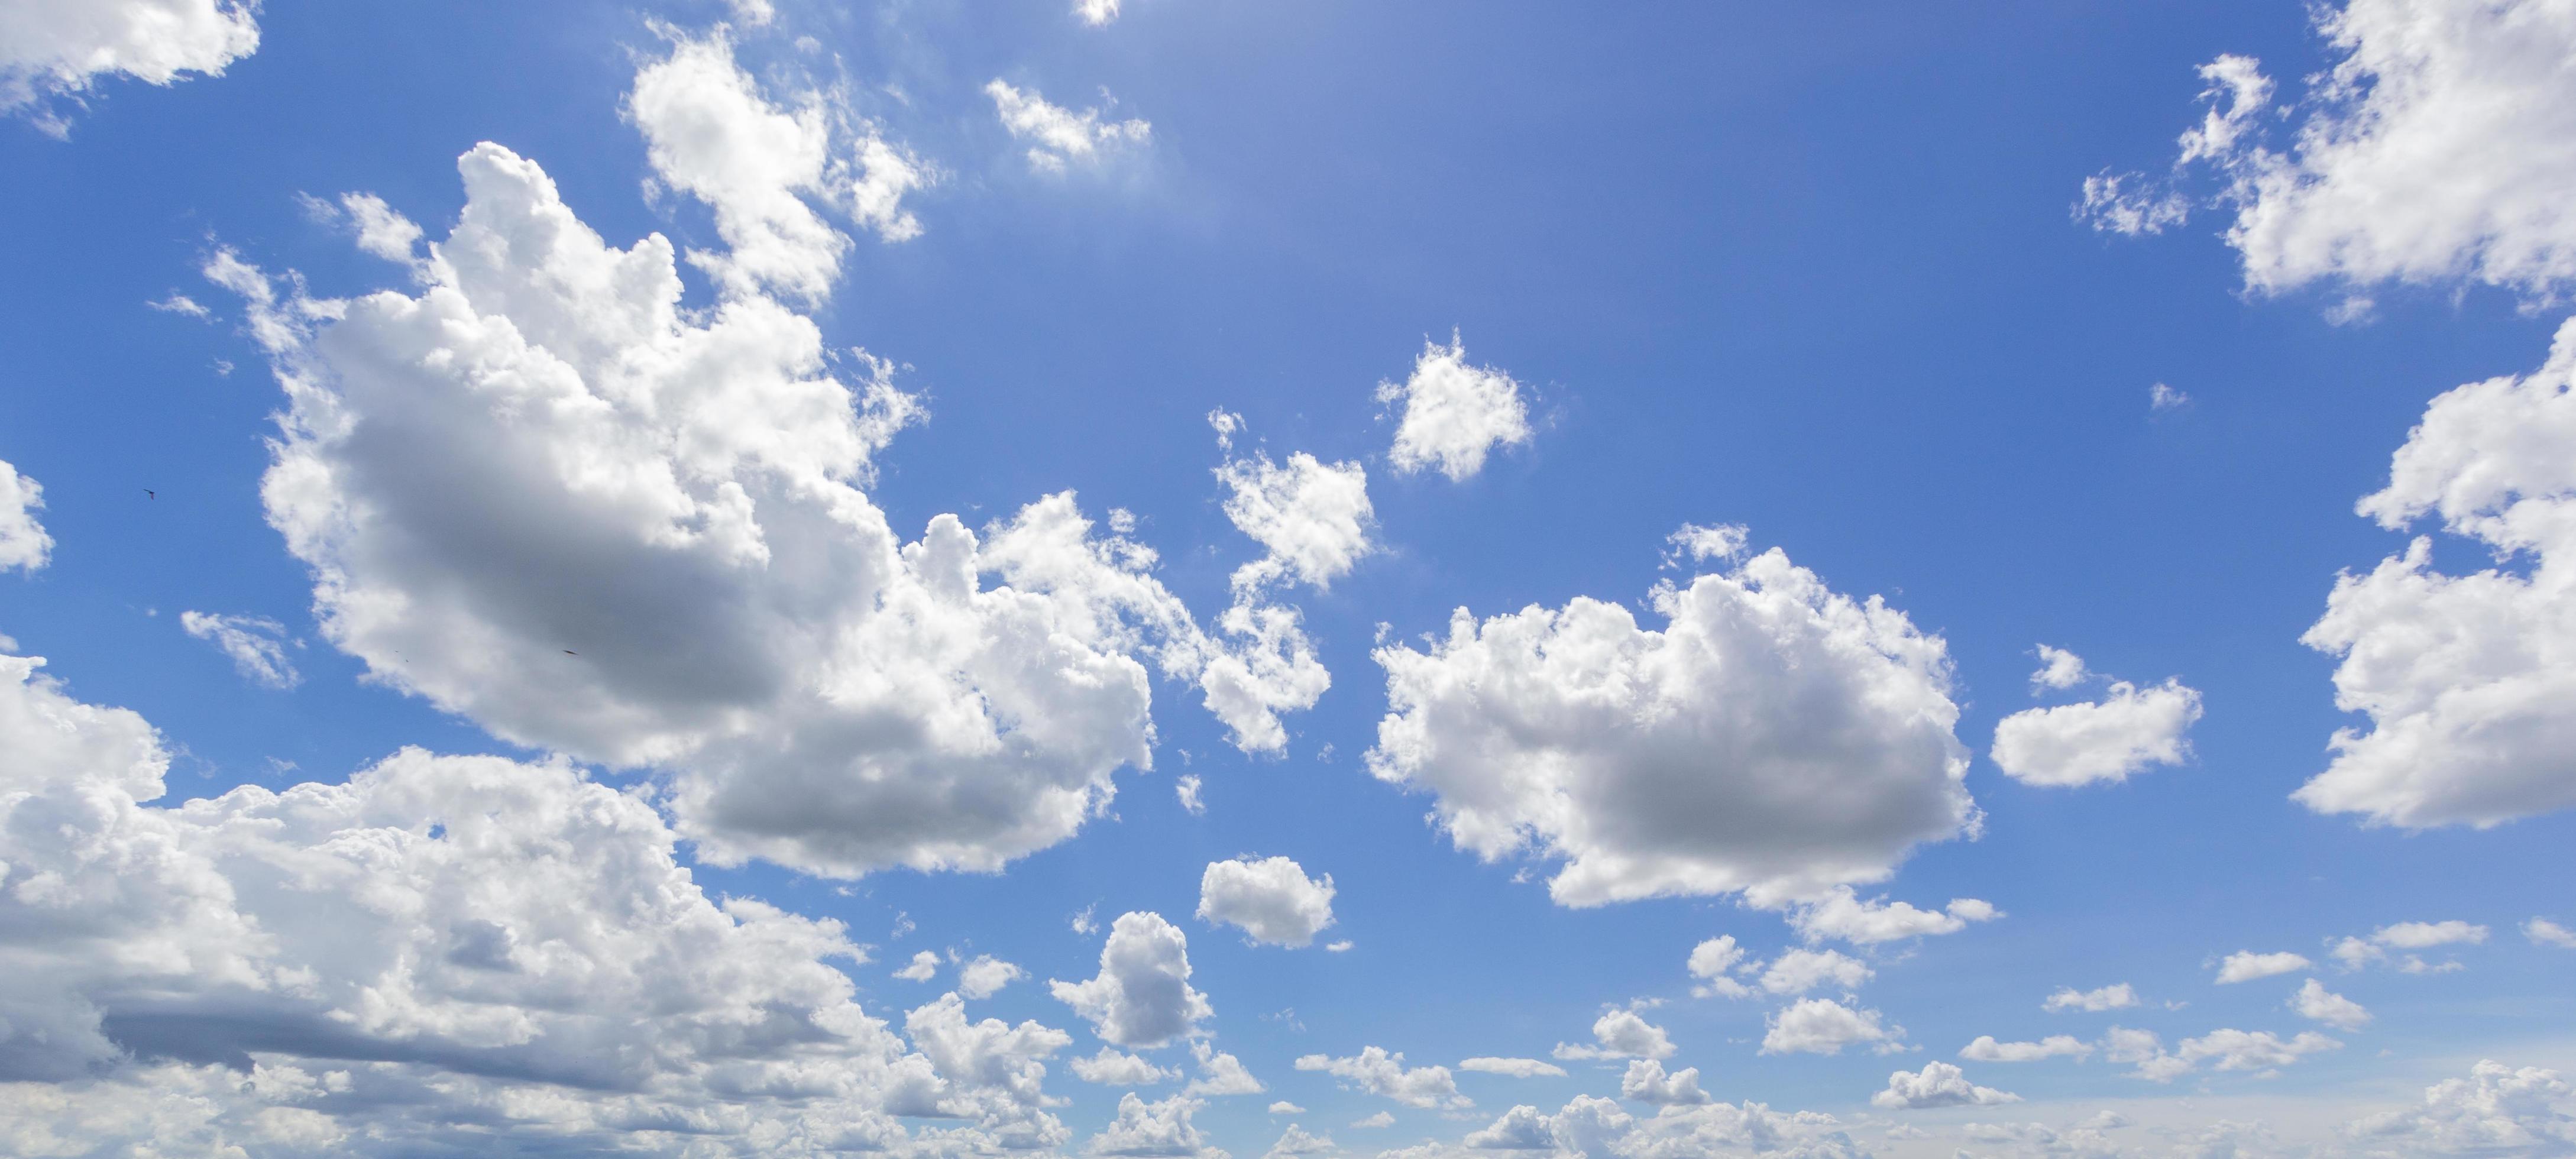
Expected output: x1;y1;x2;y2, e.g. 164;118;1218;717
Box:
564;650;578;655
144;489;155;498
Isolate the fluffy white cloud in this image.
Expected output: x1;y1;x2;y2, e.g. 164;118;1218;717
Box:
2215;950;2312;984
988;79;1150;172
1760;999;1901;1057
1686;935;1753;999
2103;1027;2193;1083
1050;912;1212;1049
1872;1062;2020;1111
2030;644;2089;691
1620;1060;1713;1107
0;459;51;573
2528;918;2576;948
1070;1047;1179;1086
895;949;941;982
0;650;1064;1152
1960;1035;2092;1063
957;954;1027;999
2345;1060;2576;1154
1377;336;1532;482
1756;948;1872;996
1293;1047;1469;1110
1456;1095;1863;1159
627;28;927;302
179;610;299;689
1268;1100;1305;1115
1265;1122;1335;1158
1367;536;1975;908
1198;856;1336;948
1075;0;1120;27
2302;319;2576;827
0;0;258;130
219;125;1322;878
1213;428;1375;593
1991;674;2203;788
1554;1009;1677;1062
1786;888;1999;945
2177;1028;2342;1072
1176;773;1206;815
1351;1111;1394;1129
2374;920;2489;949
1458;1057;1566;1079
1088;1092;1222;1158
2289;979;2372;1031
1185;1041;1265;1098
2042;983;2137;1013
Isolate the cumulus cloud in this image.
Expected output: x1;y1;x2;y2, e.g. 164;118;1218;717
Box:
1760;998;1902;1056
1620;1060;1713;1107
1457;1095;1862;1159
1088;1092;1220;1157
627;28;927;302
1;0;259;132
895;949;941;982
2289;978;2371;1031
2215;950;2312;984
1553;1009;1677;1062
1293;1047;1470;1110
1377;335;1533;482
1872;1062;2021;1111
2345;1060;2575;1154
2527;918;2576;948
1960;1036;2092;1063
1458;1057;1566;1079
1212;425;1375;593
2103;1027;2193;1083
1050;912;1212;1049
0;459;53;573
1185;1040;1266;1098
1070;1047;1179;1086
1176;773;1206;815
1755;948;1872;996
0;650;1064;1152
216;116;1323;879
1198;856;1336;948
2043;983;2138;1013
2178;1028;2342;1073
988;79;1150;172
1266;1122;1336;1158
1991;668;2203;788
958;954;1027;999
2374;920;2489;949
2302;320;2576;827
1367;533;1975;908
2030;644;2089;691
1686;935;1754;999
179;611;299;689
1786;888;2000;945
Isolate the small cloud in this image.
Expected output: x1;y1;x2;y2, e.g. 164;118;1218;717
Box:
148;293;209;319
2149;383;2191;412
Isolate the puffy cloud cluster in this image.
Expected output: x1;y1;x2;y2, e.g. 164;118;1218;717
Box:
1872;1061;2020;1110
2528;918;2576;948
1554;1010;1677;1063
1;0;259;131
1460;1057;1567;1079
1785;887;1999;945
2101;1025;2341;1082
0;459;51;573
2215;950;2312;984
0;650;1077;1154
1619;1060;1713;1108
1760;999;1902;1057
2331;919;2490;975
1292;1047;1469;1110
2083;0;2576;302
179;610;299;688
1212;417;1375;593
987;79;1150;172
1089;1092;1224;1158
2345;1060;2575;1154
2042;983;2137;1013
2302;319;2576;828
1367;535;1975;908
1198;856;1337;947
1960;1035;2091;1063
219;41;1324;880
1991;648;2202;788
1444;1096;1865;1159
1071;1047;1179;1086
1051;912;1213;1049
2289;978;2372;1030
1377;335;1533;482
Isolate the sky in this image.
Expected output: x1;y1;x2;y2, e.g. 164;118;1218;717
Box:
2;1;2575;1156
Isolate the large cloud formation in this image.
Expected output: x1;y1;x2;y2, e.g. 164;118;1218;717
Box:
1;0;259;131
216;36;1325;879
2300;318;2576;827
0;649;1079;1154
1366;530;1974;907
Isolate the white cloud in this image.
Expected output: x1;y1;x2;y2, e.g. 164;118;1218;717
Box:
1458;1057;1566;1079
1377;335;1533;482
959;954;1028;999
1759;998;1902;1056
1266;1122;1336;1158
216;128;1325;879
1872;1062;2021;1111
1268;1100;1305;1115
2373;920;2489;949
1553;1009;1677;1061
2043;983;2138;1013
2031;644;2090;691
0;651;1060;1152
1075;0;1121;27
2215;950;2313;984
2303;320;2576;827
0;459;53;573
988;79;1150;172
1185;1040;1266;1098
1619;1060;1713;1107
1293;1047;1470;1110
1088;1092;1219;1158
629;28;926;303
2150;383;2192;412
1755;948;1872;995
1050;912;1212;1049
1685;935;1753;999
2345;1060;2576;1154
148;292;209;318
1991;675;2203;788
896;948;942;982
1960;1035;2092;1063
1176;773;1206;815
1367;535;1975;908
1351;1110;1395;1129
1213;421;1375;594
313;192;425;264
1787;888;2001;945
1;0;259;131
1457;1095;1860;1159
2177;1028;2342;1072
1070;1047;1180;1086
2528;918;2576;948
2103;1027;2193;1083
1198;856;1336;948
2289;979;2372;1031
179;611;299;689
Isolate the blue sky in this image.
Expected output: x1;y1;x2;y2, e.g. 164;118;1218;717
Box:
4;1;2575;1156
